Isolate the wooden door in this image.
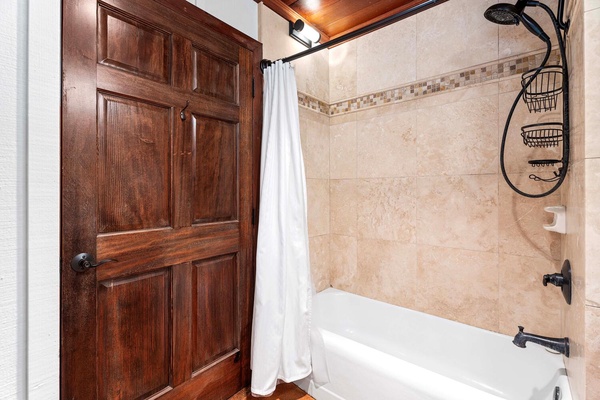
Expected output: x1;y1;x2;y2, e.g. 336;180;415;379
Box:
61;0;262;398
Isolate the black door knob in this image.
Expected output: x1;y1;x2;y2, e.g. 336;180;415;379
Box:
71;253;117;272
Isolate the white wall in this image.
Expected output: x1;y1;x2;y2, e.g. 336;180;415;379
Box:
0;1;27;397
0;1;258;398
188;0;258;39
27;1;61;397
1;0;61;398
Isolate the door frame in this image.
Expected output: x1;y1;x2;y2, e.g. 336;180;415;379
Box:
59;0;262;396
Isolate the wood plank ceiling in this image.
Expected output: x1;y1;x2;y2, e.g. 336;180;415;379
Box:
256;0;442;42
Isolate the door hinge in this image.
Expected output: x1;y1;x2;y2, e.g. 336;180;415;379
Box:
252;77;255;98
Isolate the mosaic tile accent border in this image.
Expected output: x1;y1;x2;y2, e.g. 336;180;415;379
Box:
297;92;330;114
297;49;561;116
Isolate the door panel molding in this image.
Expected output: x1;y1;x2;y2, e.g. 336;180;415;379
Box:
98;4;173;83
98;269;172;399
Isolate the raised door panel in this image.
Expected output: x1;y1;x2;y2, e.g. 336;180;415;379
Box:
192;46;238;104
98;269;172;399
97;93;172;233
192;255;238;371
98;4;172;83
192;116;238;224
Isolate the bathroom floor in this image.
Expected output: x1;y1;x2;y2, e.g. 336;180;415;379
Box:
229;383;314;400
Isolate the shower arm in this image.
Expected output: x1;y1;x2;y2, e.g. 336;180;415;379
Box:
499;0;569;198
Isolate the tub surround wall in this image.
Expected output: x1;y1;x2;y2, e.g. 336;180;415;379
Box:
327;80;563;337
562;0;600;399
258;0;600;397
257;0;594;373
326;0;565;338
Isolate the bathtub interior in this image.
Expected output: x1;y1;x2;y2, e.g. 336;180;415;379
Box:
302;288;571;400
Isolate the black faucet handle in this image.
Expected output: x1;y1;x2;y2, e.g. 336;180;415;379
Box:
543;273;566;287
518;325;525;332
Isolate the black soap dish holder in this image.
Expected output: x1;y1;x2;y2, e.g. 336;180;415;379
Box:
521;122;563;148
521;65;564;113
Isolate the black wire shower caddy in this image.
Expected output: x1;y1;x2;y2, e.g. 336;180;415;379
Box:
496;0;570;198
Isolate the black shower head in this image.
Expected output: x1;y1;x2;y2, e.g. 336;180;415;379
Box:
484;3;523;25
484;0;550;42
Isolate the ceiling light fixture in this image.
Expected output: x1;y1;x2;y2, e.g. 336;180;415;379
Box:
289;19;321;48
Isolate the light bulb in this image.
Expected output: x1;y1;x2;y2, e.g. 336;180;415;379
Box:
293;20;320;44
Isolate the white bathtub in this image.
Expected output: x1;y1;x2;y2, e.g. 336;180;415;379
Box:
296;288;571;400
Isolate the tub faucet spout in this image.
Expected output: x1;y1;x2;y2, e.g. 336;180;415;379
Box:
513;326;570;357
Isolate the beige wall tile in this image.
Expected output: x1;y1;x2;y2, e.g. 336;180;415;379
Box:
330;179;357;236
329;41;357;102
417;175;499;252
330;121;357;179
357;110;417;178
586;0;600;11
357;240;417;309
259;4;305;61
415;82;498;109
499;174;562;260
354;100;416;121
498;0;559;58
299;108;329;180
585;7;600;158
357;177;416;243
330;112;357;126
306;179;329;237
568;1;586;165
417;93;499;176
564;286;586;400
498;254;563;337
416;0;498;80
330;235;357;291
570;114;586;167
309;235;330;292
499;76;523;94
298;104;329;124
585;305;600;398
585;158;600;305
294;49;330;103
561;1;586;380
417;245;499;331
567;0;582;16
357;16;416;95
562;160;586;296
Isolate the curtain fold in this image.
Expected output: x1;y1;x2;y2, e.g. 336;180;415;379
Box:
250;61;312;396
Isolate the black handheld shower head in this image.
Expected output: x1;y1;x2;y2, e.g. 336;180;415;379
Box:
520;12;550;41
484;0;549;42
484;0;527;25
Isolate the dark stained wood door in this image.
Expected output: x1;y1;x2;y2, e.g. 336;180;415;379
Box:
61;0;262;398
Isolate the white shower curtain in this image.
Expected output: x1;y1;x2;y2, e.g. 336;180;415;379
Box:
250;61;312;396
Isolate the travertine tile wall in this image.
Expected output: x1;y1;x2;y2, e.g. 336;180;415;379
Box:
328;0;565;338
259;1;599;397
562;0;600;399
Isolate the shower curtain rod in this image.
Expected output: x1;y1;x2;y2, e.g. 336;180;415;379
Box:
260;0;446;72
